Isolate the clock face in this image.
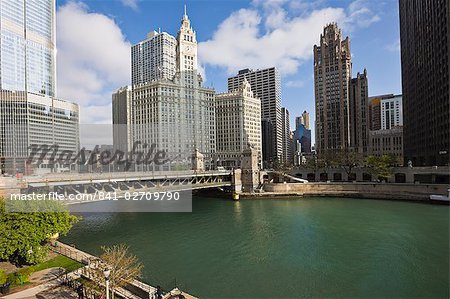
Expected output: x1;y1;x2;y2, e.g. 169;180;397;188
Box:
185;45;192;53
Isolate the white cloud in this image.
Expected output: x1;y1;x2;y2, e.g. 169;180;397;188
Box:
79;104;113;125
198;0;380;76
288;0;327;14
265;8;287;30
285;80;305;88
385;39;400;52
56;1;131;124
347;0;381;28
199;7;344;76
252;0;288;30
120;0;139;10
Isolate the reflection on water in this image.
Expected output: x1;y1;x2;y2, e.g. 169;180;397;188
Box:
63;197;449;298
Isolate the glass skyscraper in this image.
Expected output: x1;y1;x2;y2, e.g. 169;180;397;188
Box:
0;0;79;175
0;0;56;96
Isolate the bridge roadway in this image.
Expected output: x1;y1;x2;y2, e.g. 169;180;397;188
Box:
22;170;233;193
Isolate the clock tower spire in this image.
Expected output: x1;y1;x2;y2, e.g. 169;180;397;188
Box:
177;5;198;76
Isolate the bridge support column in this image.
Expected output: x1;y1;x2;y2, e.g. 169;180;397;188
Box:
240;147;260;193
232;169;242;194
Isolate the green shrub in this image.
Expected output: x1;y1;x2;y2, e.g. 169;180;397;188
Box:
0;269;7;285
17;267;33;282
7;273;23;286
7;268;34;286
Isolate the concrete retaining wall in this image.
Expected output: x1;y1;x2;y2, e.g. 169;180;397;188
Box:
0;177;24;199
263;182;449;201
290;166;449;184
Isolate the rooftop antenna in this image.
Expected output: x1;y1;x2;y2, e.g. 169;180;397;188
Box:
184;4;187;18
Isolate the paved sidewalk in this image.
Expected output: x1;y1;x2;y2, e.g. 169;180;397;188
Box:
36;286;77;299
1;270;81;299
1;279;61;299
29;268;64;284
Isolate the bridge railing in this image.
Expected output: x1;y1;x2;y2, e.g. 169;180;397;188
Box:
23;170;232;184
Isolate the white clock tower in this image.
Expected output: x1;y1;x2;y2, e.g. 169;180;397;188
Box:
176;6;198;74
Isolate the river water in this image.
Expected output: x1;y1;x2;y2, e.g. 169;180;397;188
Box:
63;196;449;298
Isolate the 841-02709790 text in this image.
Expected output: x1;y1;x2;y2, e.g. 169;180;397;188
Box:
124;191;180;201
95;191;181;201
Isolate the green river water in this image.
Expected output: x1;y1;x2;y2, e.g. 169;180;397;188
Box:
63;196;449;298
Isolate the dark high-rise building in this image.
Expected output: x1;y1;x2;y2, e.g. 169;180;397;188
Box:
261;119;274;167
399;0;449;166
281;107;292;164
349;69;369;153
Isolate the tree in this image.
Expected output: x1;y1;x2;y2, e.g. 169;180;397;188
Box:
89;244;143;298
366;154;399;182
303;154;326;171
272;158;281;171
0;199;78;265
333;149;365;178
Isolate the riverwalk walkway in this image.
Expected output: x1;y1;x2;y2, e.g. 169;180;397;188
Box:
51;241;200;298
2;268;81;299
2;241;161;299
49;241;155;299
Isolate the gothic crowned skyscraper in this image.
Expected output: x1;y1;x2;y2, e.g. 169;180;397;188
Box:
314;24;352;155
314;23;369;155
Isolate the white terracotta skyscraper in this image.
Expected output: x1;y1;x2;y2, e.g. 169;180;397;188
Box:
120;7;216;171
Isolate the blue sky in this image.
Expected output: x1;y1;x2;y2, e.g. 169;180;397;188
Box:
55;0;402;139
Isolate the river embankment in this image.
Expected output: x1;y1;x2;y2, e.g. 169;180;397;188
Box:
244;182;449;202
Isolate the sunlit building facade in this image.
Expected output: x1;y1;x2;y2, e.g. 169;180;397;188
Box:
0;0;56;96
228;68;282;164
215;79;261;167
0;0;79;175
0;90;79;174
124;10;216;171
131;31;177;85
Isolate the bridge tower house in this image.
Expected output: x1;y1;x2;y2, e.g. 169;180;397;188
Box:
191;149;204;171
240;146;260;192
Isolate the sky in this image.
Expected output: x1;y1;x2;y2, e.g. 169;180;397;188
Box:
55;0;402;142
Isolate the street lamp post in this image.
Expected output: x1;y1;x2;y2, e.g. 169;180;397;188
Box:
104;268;111;299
